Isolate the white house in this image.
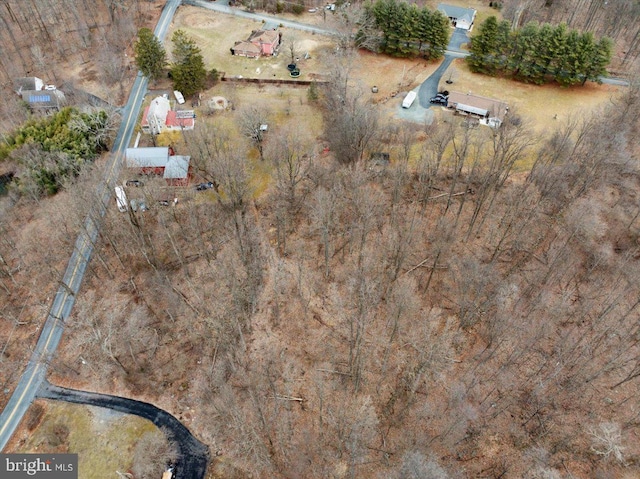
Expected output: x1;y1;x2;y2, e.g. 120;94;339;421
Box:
141;96;196;134
437;4;477;30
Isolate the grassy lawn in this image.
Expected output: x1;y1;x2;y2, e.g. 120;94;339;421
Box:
169;6;334;81
439;58;624;135
19;402;157;479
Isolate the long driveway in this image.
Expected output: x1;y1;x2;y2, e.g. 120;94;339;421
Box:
0;0;182;453
418;28;469;108
38;382;209;479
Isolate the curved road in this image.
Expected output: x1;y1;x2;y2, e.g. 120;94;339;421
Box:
0;0;182;453
38;382;209;479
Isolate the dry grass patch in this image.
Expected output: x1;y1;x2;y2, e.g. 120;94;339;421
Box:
439;58;625;134
169;6;334;81
17;402;156;479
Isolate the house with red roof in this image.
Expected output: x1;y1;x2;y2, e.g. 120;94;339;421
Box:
141;96;195;135
232;29;281;58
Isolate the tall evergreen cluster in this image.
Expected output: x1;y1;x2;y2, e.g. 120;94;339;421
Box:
360;0;450;59
170;30;207;98
467;16;612;86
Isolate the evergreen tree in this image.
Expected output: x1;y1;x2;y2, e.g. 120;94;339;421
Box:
585;37;613;85
508;22;541;82
362;0;449;59
467;16;501;74
170;30;207;98
134;28;167;81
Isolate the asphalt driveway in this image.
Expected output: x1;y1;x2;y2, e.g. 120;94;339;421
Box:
417;28;469;108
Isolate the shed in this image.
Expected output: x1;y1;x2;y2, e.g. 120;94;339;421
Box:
437;4;477;30
164;155;191;186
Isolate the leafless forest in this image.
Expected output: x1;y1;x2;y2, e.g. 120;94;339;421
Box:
1;1;640;478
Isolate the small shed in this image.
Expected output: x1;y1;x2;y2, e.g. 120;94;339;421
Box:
437;4;477;30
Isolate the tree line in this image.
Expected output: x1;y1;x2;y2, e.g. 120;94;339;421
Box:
467;15;612;86
0;107;117;196
357;0;450;59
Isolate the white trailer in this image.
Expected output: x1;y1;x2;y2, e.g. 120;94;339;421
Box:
115;186;128;212
402;91;417;109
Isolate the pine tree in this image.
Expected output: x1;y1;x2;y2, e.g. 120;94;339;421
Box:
508;22;540;82
467;16;501;74
170;30;207;98
134;28;167;81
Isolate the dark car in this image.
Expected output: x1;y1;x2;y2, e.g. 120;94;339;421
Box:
195;182;215;191
126;179;144;187
430;96;448;105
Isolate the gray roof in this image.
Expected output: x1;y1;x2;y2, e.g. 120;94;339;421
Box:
21;89;65;109
14;77;43;92
163;155;190;179
125;147;169;168
455;103;489;117
437;4;476;21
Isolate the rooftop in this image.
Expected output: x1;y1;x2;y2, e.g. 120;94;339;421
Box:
437;4;477;20
447;91;508;120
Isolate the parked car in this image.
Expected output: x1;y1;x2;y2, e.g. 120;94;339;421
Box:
158;199;170;206
430;96;448;105
195;182;215;191
126;179;144;187
174;90;185;104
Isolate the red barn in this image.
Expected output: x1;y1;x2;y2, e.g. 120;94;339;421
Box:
125;147;191;186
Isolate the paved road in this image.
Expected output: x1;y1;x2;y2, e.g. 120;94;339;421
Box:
0;0;182;453
184;0;338;35
39;382;209;479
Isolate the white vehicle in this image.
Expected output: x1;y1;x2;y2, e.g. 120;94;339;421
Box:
115;186;127;212
174;90;185;104
402;91;417;109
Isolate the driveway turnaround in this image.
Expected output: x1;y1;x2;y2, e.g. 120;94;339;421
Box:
38;382;209;479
